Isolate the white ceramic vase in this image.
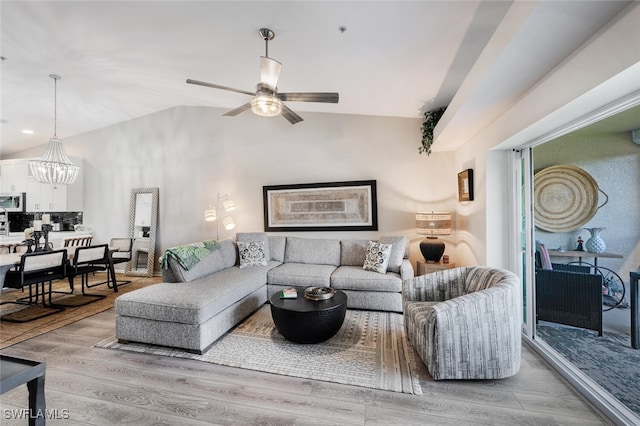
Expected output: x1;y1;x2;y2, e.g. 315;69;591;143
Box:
584;227;606;253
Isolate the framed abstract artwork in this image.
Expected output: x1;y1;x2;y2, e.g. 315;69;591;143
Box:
263;180;378;231
458;169;474;201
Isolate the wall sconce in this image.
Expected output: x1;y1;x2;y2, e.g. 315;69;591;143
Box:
416;212;451;263
204;193;236;240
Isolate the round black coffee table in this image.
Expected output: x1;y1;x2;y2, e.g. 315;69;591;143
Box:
270;287;347;344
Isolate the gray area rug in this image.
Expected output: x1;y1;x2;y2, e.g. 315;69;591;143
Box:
97;305;422;395
536;323;639;415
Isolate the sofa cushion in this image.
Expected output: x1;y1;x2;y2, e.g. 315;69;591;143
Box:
284;237;341;266
363;241;392;274
237;241;268;268
237;232;270;261
268;235;286;262
115;261;278;324
340;239;369;266
378;236;407;273
169;239;238;282
331;266;402;292
267;262;337;287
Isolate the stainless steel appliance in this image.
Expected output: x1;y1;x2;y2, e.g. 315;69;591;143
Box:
0;193;25;212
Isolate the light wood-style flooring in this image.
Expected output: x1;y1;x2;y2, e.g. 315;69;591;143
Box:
0;309;611;425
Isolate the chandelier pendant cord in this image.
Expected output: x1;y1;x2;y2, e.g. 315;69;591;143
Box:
53;76;57;138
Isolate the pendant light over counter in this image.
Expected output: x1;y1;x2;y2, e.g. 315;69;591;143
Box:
29;74;79;185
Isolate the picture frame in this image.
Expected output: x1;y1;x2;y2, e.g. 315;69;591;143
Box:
263;180;378;232
457;169;474;201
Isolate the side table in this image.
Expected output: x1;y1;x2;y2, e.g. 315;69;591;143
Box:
417;260;456;276
0;355;46;426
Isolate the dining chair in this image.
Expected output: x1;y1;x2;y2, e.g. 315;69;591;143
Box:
58;244;111;306
106;238;133;288
0;249;68;322
63;236;94;248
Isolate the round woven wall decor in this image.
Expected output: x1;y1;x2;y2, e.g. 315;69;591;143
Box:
533;165;602;233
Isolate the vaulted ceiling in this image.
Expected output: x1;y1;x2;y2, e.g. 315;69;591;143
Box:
0;1;632;157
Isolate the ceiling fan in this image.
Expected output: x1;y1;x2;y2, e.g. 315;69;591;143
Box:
186;28;339;125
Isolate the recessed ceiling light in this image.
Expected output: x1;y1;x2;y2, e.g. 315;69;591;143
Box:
21;129;35;134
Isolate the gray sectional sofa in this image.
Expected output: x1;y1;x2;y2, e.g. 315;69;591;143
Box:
115;233;412;353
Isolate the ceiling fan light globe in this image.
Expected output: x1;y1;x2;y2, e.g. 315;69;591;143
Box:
250;95;283;117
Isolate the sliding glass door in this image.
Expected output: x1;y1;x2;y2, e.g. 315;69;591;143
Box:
514;148;535;338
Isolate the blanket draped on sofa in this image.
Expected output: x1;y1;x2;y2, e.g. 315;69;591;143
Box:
160;240;221;270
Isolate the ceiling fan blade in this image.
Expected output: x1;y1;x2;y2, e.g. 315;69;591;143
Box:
223;103;252;117
277;92;339;103
186;79;255;96
260;57;282;91
281;104;304;125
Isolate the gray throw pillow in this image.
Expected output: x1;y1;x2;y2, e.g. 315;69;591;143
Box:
379;236;407;273
363;241;392;274
237;241;268;268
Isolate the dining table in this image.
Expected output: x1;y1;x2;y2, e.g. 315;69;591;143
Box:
0;249;119;294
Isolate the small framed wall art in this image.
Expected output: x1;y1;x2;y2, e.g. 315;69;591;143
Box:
457;169;474;201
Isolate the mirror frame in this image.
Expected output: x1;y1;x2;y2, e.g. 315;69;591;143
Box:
125;187;159;277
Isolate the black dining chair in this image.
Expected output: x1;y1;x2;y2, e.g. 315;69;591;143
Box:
61;244;112;305
106;238;133;289
0;249;68;322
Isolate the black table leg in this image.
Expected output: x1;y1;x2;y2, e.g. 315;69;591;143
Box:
108;260;118;293
26;375;46;426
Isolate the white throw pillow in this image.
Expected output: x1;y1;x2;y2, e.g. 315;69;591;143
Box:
362;241;392;274
237;241;268;268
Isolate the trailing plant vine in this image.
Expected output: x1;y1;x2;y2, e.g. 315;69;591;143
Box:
419;107;446;155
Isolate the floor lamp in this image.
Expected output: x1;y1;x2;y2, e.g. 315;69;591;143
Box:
204;193;236;240
416;212;451;263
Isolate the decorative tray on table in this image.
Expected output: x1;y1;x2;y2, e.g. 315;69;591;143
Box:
303;286;335;301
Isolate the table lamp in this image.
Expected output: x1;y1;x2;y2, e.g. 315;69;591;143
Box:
416;212;451;263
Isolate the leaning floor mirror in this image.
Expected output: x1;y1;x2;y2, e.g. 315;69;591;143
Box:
125;187;159;277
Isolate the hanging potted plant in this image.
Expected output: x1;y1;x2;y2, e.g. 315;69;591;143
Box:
419;107;446;155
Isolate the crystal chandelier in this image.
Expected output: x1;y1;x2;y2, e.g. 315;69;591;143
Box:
29;74;80;185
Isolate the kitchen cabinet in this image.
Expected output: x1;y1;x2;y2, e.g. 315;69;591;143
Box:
0;160;29;193
26;181;67;212
1;158;82;212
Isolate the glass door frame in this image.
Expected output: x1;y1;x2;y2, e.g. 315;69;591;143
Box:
508;93;640;424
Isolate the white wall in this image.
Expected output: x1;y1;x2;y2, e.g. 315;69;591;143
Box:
44;106;455;272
